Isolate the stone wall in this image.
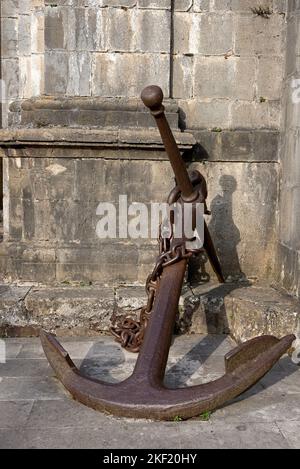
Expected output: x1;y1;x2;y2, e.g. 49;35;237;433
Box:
0;0;45;128
277;1;300;296
0;1;293;286
1;1;287;129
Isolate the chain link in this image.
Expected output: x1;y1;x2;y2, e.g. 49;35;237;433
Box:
111;230;194;353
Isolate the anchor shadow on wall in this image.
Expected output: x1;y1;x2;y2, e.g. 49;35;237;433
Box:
178;173;247;338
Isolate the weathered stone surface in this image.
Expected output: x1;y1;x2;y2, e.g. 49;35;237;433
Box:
178;283;235;335
257;56;284;101
135;9;171;53
173;55;194;100
0;141;279;284
1;1;288;132
44;51;69;95
0;126;194;148
1;59;20;100
174;0;193;11
23;287;115;334
234;14;285;56
200;162;278;281
194;57;256;101
1;18;18;58
8;97;179;129
189;130;279;162
0;285;33;335
178;99;230;130
0;281;299;340
231;101;281;130
226;285;300;343
193;0;210;11
115;286;146;311
174;12;233;55
138;0;171;9
92;52;170;97
276;1;300;298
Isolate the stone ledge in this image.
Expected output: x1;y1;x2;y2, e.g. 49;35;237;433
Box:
8;97;179;130
0;127;195;151
9;97;179;113
0;283;299;344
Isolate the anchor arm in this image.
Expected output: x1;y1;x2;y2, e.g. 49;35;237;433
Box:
41;260;295;420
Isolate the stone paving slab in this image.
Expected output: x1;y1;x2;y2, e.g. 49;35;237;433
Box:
0;335;299;449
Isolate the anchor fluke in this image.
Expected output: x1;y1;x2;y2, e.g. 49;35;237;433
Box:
40;329;295;421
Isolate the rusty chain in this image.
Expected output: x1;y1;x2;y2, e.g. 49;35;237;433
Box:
111;171;208;353
111;227;195;353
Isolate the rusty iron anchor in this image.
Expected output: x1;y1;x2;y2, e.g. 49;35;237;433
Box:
40;86;295;421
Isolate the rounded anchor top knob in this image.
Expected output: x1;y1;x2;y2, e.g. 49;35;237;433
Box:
141;85;164;112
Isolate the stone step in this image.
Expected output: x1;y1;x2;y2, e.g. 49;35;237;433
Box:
0;283;299;348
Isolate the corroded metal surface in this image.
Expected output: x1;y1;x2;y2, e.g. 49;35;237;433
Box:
41;261;295;420
41;85;296;421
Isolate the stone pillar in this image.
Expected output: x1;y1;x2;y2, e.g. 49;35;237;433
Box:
277;1;300;297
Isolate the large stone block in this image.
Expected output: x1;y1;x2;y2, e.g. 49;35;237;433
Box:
138;0;171;9
235;14;285;56
45;51;91;95
174;12;233;55
194;56;256;100
286;13;300;75
178;99;230;130
174;0;193;11
1;18;18;58
173;55;194;99
31;11;45;54
193;0;210;12
67;52;91;95
92;53;169;97
44;51;69;94
276;243;300;297
18;15;32;56
105;7;171;53
0;127;280;284
226;284;300;343
45;7;65;49
1;1;19;18
257;56;284;101
231;101;281;130
106;8;136;52
135;9;171;53
12;96;179;129
1;59;20;100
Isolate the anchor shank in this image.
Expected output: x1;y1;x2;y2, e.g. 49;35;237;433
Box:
141;86;197;201
132;259;187;384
